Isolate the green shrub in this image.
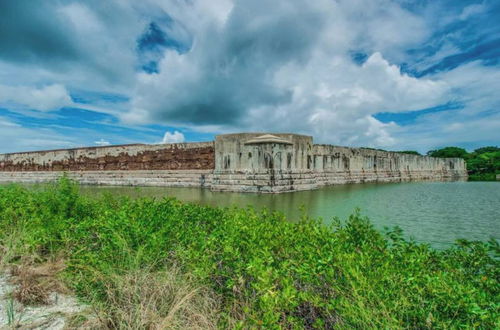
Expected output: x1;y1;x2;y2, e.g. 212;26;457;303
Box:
427;147;468;159
0;178;498;328
427;146;500;181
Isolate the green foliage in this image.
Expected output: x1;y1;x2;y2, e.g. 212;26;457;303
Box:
428;146;500;181
427;146;468;158
467;150;500;181
395;150;421;155
474;146;500;154
0;179;498;328
362;147;422;155
361;147;387;152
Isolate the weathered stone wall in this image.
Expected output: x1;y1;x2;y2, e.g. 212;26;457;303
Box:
210;134;467;192
0;142;214;171
214;133;312;172
312;145;467;186
211;133;315;192
0;133;468;193
0;170;213;188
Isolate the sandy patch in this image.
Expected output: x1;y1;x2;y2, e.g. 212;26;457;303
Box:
0;273;86;329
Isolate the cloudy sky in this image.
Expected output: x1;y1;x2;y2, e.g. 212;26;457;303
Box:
0;0;499;153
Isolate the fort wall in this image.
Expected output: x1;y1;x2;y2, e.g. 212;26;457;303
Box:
0;170;213;188
311;145;466;187
0;133;467;193
0;142;214;171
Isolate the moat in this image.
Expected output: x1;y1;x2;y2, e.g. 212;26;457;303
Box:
78;181;500;249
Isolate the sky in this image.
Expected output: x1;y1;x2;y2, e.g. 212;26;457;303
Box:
0;0;499;154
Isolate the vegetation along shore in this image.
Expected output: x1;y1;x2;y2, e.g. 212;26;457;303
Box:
369;146;499;181
0;177;498;328
427;146;500;181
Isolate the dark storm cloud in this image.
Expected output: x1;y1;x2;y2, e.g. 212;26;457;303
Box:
138;0;327;125
0;0;140;87
223;1;324;66
0;1;81;66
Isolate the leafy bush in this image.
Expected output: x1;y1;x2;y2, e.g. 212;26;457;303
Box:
427;147;468;158
467;150;500;181
395;150;421;155
0;178;498;328
428;146;500;181
474;146;500;154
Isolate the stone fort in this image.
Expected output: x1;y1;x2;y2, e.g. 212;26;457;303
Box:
0;133;467;193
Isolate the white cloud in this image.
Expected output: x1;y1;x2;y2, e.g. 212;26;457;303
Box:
0;118;76;153
0;117;21;127
94;139;111;146
121;0;449;148
459;4;486;21
384;60;500;152
58;3;103;33
0;84;72;111
262;51;448;145
0;0;497;152
123;0;498;150
161;131;185;144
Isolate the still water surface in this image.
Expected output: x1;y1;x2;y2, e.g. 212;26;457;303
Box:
80;182;499;249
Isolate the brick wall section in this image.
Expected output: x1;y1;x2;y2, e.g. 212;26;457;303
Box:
0;142;215;171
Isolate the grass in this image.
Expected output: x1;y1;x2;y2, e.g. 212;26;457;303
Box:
10;258;67;305
5;297;18;327
0;177;498;328
94;267;219;329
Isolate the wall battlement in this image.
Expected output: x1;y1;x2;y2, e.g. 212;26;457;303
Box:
0;133;467;193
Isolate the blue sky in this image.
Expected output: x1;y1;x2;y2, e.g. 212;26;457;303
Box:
0;0;499;153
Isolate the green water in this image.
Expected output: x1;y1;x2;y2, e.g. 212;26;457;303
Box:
79;182;500;248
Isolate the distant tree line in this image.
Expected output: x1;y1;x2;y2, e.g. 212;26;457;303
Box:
427;146;500;181
394;150;421;156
